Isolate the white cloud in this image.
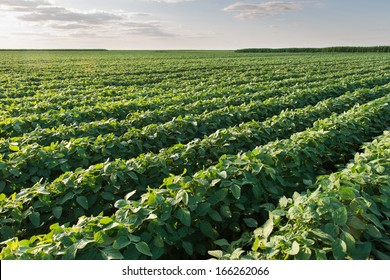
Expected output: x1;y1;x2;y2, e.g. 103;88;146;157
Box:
146;0;193;3
0;0;50;7
0;0;176;37
18;7;122;24
224;1;303;19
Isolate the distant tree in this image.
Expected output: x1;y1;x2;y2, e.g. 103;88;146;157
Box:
235;46;390;53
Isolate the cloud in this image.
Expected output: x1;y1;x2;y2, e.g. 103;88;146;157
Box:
146;0;193;3
224;1;303;19
46;23;88;30
0;0;176;38
0;0;50;7
18;7;122;24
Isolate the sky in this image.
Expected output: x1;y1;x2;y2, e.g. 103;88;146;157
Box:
0;0;389;49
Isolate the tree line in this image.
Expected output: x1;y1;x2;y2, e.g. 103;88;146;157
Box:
235;46;390;53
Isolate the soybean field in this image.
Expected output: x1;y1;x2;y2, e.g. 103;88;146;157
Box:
0;50;389;260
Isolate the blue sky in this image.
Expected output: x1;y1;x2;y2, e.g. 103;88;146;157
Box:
0;0;389;49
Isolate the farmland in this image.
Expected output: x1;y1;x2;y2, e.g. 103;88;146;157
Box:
0;50;389;260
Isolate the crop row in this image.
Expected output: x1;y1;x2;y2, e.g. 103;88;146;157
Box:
0;56;332;108
0;84;385;236
3;78;389;194
0;65;376;116
2;53;381;100
0;74;315;139
0;80;387;200
0;76;322;137
1;52;390;261
2;69;387;138
211;131;390;260
3;71;390;151
0;94;388;256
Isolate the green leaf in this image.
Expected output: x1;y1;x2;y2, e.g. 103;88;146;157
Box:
210;189;228;204
9;145;19;152
12;124;21;133
339;187;356;200
128;235;141;243
210;179;221;187
57;192;74;205
296;246;312;260
366;224;382;238
59;235;74;247
152;247;164;260
76;239;94;250
262;219;274;238
9;167;20;176
382;220;390;226
175;189;187;204
176;208;191;227
252;185;263;199
231;248;244;259
62;244;77;260
196;202;210;216
110;173;117;184
29;212;40;227
350;242;372;259
302;238;315;246
220;205;232;218
114;199;128;209
101;247;123;260
324;223;339;237
312;229;335;243
332;239;347;260
99;217;113;225
348;216;366;230
218;171;227;179
128;171;138;181
287;241;300;256
214;239;230;247
199;220;218;239
113;236;131;250
332;206;348;226
0;226;15;240
279;196;288;208
373;250;390;260
153;235;164;248
182;241;193;255
303;179;312;186
0;162;8;170
362;213;385;230
166;183;181;191
101;192;115;201
340;232;356;251
135;242;153;257
315;249;327;260
244;218;258;228
94;231;106;244
208;250;223;258
231;184;241;199
124;190;137;200
252;237;260;252
76;196;89;210
52;206;62;219
376;166;385;174
35;186;50;195
208;209;223;222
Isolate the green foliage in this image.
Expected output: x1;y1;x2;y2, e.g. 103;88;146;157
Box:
211;131;390;260
1;51;390;260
